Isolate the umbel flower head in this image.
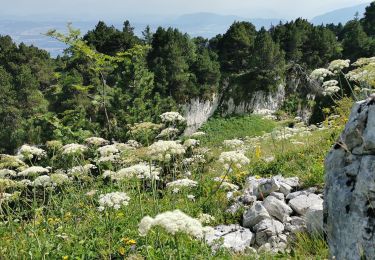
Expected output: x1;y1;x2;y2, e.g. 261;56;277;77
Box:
147;140;185;162
166;178;198;189
18;144;46;161
328;59;350;74
322;80;340;96
160;112;186;124
107;163;160;181
219;151;250;170
98;192;130;211
61;143;87;155
85;137;109;146
18;166;49;177
138;209;213;239
310;68;333;82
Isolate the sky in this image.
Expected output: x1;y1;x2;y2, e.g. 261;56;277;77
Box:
0;0;371;21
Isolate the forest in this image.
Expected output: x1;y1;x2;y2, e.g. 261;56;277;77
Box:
0;3;374;153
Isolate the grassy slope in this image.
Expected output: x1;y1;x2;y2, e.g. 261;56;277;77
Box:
0;115;338;259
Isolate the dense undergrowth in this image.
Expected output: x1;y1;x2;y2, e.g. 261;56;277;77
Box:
0;111;341;259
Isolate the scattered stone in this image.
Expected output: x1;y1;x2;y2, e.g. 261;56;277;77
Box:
254;219;284;246
243;202;270;228
205;224;255;252
279;182;292;196
258;178;280;197
304;204;323;234
263;196;293;222
269;192;284;200
288;193;323;215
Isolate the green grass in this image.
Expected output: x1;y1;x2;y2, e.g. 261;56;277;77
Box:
199;115;277;147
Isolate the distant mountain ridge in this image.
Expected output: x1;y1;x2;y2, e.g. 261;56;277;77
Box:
311;3;370;25
0;3;372;56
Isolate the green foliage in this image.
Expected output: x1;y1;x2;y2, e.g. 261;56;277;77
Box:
199;115;277;147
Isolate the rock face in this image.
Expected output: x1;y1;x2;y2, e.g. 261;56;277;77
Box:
205;224;255;252
324;96;375;260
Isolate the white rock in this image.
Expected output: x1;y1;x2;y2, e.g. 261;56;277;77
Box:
269;192;285;200
254;219;284;246
288;193;323;215
305;204;323;234
258;178;280;197
263;196;293;222
205;224;255;252
243;202;271;228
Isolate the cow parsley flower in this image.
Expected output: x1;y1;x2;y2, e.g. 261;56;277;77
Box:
98;192;130;211
147;140;185;162
18;145;46;161
50;173;70;185
108;163;160;181
138;210;213;239
190;131;206;137
61;144;87;155
156;127;180;139
97;145;119;157
18;166;49;177
184;139;200;148
160;112;186;124
85;137;109;146
310;68;333;82
328;59;350;73
223;139;244;148
219;151;250;170
67;164;96;176
0;169;16;178
198;213;215;224
33;175;53;187
166;178;198;188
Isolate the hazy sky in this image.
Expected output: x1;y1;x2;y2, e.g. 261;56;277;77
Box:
0;0;371;21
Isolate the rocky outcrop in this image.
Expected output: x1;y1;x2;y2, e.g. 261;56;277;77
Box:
220;84;285;117
182;84;286;135
182;94;219;135
324;96;375;260
210;175;324;254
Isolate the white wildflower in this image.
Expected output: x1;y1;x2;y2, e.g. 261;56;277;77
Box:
138;210;213;239
223;139;244;148
33;175;53;187
67;164;96;176
156;127;180;139
219;151;250;170
173;188;180;194
126;140;142;149
97;145;119;157
310;68;333;82
328;59;350;73
109;163;160;181
18;144;46;161
50;173;70;185
98;192;130;211
160;112;186;124
166;178;198;189
352;57;375;67
187;194;195;201
85;137;109;146
184;139;200;148
190;131;206;137
147;140;185;162
18;166;49;177
61;143;87;155
0;169;16;178
198;213;215;224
